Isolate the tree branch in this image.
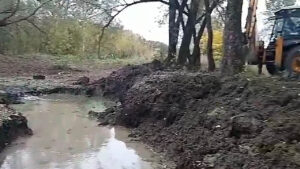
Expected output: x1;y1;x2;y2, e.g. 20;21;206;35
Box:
195;0;222;23
96;0;171;56
0;0;53;27
26;19;46;35
0;0;21;23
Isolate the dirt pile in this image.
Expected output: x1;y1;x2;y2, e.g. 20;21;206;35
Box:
117;71;221;127
93;64;300;169
0;105;32;151
87;60;164;99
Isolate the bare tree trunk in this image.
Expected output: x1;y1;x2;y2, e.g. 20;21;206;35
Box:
166;0;187;64
191;18;207;67
177;0;199;65
205;0;215;71
190;0;219;67
221;0;244;75
166;0;177;63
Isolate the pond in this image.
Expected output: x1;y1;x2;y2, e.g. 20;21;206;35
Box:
0;94;165;169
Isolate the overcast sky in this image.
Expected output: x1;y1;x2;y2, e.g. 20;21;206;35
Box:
117;0;277;44
117;2;168;44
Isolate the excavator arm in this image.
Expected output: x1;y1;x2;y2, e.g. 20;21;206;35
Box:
245;0;258;45
244;0;265;67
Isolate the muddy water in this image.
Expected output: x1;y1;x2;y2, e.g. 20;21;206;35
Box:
0;94;165;169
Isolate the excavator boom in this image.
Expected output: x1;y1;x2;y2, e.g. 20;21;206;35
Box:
245;0;258;43
244;0;265;70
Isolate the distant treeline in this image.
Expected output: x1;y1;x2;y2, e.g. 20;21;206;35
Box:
0;18;167;60
0;0;167;60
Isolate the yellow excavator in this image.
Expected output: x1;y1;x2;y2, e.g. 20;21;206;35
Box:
245;0;300;77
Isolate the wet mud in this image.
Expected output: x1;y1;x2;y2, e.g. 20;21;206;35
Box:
90;63;300;169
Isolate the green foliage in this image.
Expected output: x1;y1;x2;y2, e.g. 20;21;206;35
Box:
45;19;83;55
0;0;165;62
100;29;153;59
201;30;223;61
0;17;158;60
0;23;42;54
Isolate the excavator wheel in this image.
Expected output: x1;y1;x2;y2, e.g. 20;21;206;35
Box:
266;63;277;75
285;46;300;77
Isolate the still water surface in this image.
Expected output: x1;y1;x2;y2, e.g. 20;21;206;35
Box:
0;94;163;169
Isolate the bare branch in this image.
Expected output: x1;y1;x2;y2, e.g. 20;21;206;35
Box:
215;2;226;23
0;8;14;15
195;0;221;23
0;0;21;22
0;0;53;27
96;0;170;56
26;19;46;35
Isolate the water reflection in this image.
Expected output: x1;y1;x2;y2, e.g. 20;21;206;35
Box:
77;128;142;169
0;95;155;169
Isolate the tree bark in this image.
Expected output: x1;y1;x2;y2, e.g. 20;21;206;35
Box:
177;0;199;65
165;0;187;64
205;0;215;71
190;0;219;67
191;18;207;67
221;0;244;75
166;0;177;63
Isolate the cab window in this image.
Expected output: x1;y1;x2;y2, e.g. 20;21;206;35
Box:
283;16;300;36
270;18;284;41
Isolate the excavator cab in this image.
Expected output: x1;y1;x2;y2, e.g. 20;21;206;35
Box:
265;6;300;75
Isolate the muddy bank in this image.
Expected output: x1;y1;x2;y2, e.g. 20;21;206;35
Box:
0;57;118;101
0;91;22;105
0;75;95;103
0;105;32;152
90;63;300;169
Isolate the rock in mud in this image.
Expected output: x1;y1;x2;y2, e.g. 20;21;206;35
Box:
0;105;32;151
73;76;90;86
33;75;46;80
88;106;118;125
230;113;264;138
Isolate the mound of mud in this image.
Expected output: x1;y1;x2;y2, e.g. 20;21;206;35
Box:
95;66;300;169
117;72;221;127
0;105;32;151
87;60;164;99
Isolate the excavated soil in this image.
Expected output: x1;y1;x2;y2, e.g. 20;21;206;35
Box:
89;62;300;169
87;60;164;99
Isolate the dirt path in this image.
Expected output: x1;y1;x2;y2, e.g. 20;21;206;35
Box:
0;54;120;102
0;54;118;79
